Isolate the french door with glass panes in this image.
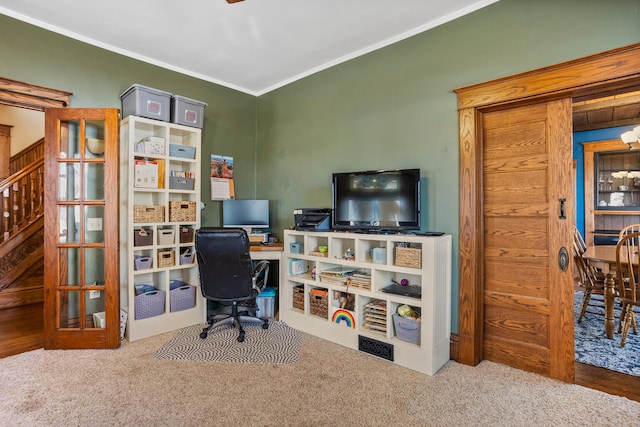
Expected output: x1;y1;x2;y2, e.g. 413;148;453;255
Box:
44;108;120;349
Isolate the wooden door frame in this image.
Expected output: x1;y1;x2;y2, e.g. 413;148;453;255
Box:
454;43;640;367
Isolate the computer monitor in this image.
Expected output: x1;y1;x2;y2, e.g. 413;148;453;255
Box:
222;199;270;233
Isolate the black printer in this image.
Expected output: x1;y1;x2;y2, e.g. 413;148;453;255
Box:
293;208;331;231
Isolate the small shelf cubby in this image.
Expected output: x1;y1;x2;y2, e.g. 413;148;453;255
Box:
280;230;452;375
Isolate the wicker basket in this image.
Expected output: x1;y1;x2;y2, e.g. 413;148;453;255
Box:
309;289;328;318
395;246;422;268
169;201;196;222
134;205;164;223
293;285;304;311
157;250;175;268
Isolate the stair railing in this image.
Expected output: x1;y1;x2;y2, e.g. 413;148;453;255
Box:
0;158;44;246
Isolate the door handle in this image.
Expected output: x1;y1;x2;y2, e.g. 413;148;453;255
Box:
558;247;569;271
559;198;566;220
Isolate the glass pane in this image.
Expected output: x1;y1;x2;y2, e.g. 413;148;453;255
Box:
84;163;105;200
59;206;80;243
58;290;80;328
85;120;106;159
59;247;81;287
84;248;105;286
60;120;81;159
86;290;106;328
58;162;81;201
84;205;105;243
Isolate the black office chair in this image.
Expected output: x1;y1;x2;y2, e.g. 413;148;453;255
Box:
195;227;270;342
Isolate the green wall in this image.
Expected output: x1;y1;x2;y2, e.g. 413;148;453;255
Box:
256;0;640;331
0;13;257;227
1;0;639;333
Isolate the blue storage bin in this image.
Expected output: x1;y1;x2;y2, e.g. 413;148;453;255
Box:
256;287;277;318
169;144;196;159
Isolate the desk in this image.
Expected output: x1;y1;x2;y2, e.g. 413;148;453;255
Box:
582;245;637;339
250;242;284;261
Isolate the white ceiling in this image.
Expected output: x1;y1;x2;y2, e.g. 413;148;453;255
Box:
0;0;497;96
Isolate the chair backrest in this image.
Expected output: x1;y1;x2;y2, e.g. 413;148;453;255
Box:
616;230;640;303
619;224;640;254
573;236;602;290
195;227;255;302
573;227;587;256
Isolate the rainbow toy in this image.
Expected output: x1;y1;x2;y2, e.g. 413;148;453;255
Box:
332;308;355;328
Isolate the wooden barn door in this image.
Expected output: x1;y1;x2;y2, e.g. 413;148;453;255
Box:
480;99;574;380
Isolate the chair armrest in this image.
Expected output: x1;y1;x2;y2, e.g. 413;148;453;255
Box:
252;260;270;294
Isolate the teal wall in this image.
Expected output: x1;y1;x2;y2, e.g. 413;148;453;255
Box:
1;0;639;333
0;13;257;227
256;0;640;331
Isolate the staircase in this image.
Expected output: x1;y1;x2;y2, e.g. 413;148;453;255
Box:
0;139;45;357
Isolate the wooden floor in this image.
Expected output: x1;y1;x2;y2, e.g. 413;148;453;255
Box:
0;303;43;358
0;304;638;402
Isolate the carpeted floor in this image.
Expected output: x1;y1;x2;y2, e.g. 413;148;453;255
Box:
574;290;640;376
153;320;303;364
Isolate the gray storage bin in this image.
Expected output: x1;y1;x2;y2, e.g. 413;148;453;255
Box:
392;313;421;345
134;255;153;270
134;288;165;320
120;84;172;122
169;177;195;190
170;95;207;128
169;280;195;312
180;250;195;265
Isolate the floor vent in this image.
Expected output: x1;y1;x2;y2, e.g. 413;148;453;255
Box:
358;335;394;361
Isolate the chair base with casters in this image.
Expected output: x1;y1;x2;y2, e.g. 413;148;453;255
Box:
200;300;269;342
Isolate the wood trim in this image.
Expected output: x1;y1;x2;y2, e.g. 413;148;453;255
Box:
0;77;72;111
456;43;640;375
455;43;640;109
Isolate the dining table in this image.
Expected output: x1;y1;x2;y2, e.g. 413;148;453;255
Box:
582;244;637;339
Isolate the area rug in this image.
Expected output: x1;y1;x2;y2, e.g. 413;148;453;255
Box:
574;291;640;376
153;320;302;364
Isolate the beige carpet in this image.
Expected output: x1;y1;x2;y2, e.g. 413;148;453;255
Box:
0;329;639;426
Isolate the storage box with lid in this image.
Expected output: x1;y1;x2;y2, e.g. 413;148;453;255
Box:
120;84;172;122
169;280;196;312
289;259;309;276
256;287;277;318
170;95;207;128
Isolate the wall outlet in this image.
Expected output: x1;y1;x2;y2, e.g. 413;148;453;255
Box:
89;290;101;299
87;218;103;231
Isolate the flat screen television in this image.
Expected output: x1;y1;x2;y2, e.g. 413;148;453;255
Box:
332;168;421;232
222;199;270;232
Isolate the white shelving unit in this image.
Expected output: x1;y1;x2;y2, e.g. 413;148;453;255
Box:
119;115;205;341
280;230;452;375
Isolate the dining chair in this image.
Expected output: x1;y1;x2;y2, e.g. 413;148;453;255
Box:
614;231;640;347
619;223;640;254
573;235;606;323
